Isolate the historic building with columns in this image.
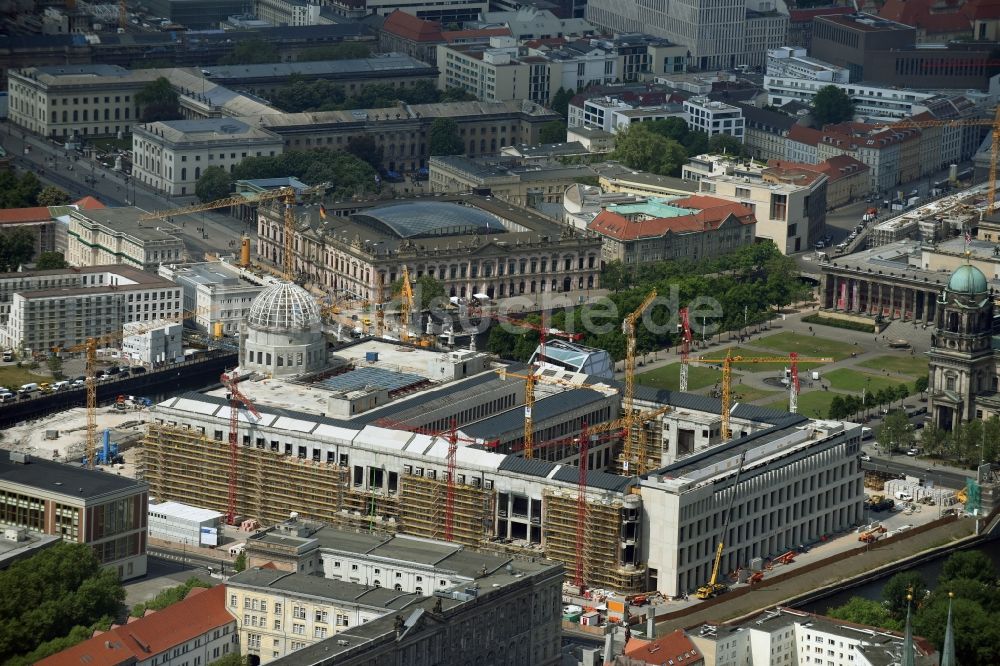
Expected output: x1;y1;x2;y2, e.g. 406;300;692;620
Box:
927;263;998;430
257;193;602;303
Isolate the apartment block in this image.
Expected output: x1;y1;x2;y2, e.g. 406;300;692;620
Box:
0;264;182;352
736;103;797;162
683;97;745;141
693;156;828;253
67;208;185;272
132;118;284;196
230;519;563;665
0;449;148;580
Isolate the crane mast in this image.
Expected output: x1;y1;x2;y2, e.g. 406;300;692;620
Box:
697;450;747;599
222;371;261;525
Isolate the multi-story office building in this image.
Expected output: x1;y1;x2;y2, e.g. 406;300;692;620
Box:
158;261;268;337
587;194;757;265
142;0;247;29
683;97;745;141
814;122;926;194
132;119;284;196
0;448;148;580
122;320;183;365
474;7;596;40
0;265;182;352
811;12;999;89
437;37;618;105
255;0;322;26
231;519;563;664
585;0;789;71
766;46;849;82
693;157;828;253
736;103;797;162
428;155;601;206
764;76;940;122
571;95;685;133
258;194;602;301
66;208;186;272
261;99;561;174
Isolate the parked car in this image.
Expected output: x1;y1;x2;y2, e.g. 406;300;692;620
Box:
860;453;872;462
1;351;12;362
906;448;920;456
131;367;147;374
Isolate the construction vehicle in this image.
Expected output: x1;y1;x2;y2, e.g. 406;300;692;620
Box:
956;487;968;504
773;550;797;565
689;350;833;439
748;571;764;584
859;525;886;543
697;450;747;599
81;429;124;466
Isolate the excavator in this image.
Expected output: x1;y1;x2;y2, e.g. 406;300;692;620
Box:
696;450;747;600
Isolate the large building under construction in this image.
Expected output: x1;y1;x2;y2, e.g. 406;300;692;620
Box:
141;337;865;597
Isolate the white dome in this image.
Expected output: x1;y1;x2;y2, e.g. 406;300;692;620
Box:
247;281;321;332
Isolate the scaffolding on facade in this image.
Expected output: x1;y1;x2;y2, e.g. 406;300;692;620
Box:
543;489;645;593
399;475;492;547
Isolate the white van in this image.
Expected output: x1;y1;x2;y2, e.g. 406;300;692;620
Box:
17;383;39;395
52;381;70;392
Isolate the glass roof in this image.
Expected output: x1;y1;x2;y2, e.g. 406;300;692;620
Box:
352;202;507;239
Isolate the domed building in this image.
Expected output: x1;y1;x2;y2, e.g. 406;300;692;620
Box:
928;262;996;430
240;281;326;377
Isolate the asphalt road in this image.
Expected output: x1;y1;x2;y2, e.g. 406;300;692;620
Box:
1;126;250;260
862;457;971;489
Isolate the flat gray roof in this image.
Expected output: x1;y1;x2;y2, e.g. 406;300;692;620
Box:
0;449;146;500
203;54;435;81
227;568;434;612
71;208;184;243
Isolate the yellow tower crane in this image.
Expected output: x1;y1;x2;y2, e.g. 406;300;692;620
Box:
399;265;414;343
139;182;328;280
621;290;657;474
890;105;1000;214
689;350;833;439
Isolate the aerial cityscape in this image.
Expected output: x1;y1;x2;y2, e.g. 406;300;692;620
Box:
0;0;997;664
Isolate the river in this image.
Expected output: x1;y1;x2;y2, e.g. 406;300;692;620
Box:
795;541;1000;614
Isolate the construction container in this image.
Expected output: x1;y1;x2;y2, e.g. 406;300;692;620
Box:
563;612;581;623
213;322;224;339
580;611;600;626
366;351;379;362
607;599;626;613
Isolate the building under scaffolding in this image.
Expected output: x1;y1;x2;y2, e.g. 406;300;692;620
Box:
140;339;865;597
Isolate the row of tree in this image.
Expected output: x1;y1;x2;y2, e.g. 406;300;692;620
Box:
828;379;926;421
271;79;475;114
827;550;1000;664
195;149;379;202
0;543;125;663
486;243;810;362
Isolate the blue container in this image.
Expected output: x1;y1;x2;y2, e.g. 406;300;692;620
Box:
366;351;379;362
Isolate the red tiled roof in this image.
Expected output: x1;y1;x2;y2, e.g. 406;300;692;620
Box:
382;9;443;42
787;125;823;146
624;629;703;665
37;586;233;666
879;0;973;33
0;206;51;224
442;27;511;43
74;195;106;210
967;0;1000;20
588;197;755;241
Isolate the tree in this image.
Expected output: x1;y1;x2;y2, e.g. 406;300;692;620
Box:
0;228;36;272
299;43;371;61
708;134;747;157
345;135;384;170
35;251;68;270
919;423;949;457
915;374;928;397
231;149;377;198
195;166;233;203
611;124;687;176
828;395;846;420
811;85;854;125
429;118;464;156
940;550;997;585
601;260;628;293
36;186;70;207
208;654;248;666
0;171;42;209
233;551;247;573
220;39;279;65
539;120;567;144
135;77;180;123
550;87;575;118
826;596;900;631
0;542;124;662
877;410;913;454
881;570;927;621
129;577;211;618
392;275;446;313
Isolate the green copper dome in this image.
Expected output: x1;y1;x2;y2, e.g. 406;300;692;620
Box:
947;264;988;295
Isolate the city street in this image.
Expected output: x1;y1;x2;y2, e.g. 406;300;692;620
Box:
1;125;250;261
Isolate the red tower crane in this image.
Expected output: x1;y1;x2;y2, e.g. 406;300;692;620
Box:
221;371;261;525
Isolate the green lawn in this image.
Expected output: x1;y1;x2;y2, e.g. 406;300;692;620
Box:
856;354;928;377
751;331;858;361
823;368;907;393
691;346;833;372
730;385;780;403
766;389;841;419
637;363;724;391
0;365;49;392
